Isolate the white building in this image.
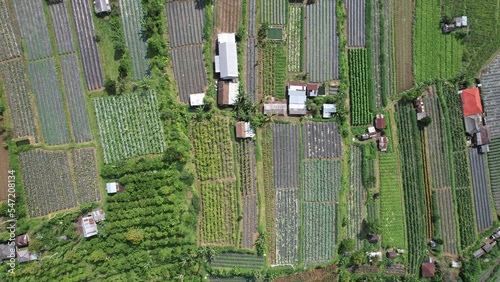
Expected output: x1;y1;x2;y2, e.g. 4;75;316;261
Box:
215;33;238;80
106;182;118;194
94;0;111;14
81;216;98;238
190;93;206;107
323;104;337;118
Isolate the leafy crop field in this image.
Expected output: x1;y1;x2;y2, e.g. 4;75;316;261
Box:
71;148;100;204
273;124;300;189
262;43;286;99
275;188;299;265
302;122;342;159
0;61;37;139
348;146;366;249
0;0;21;61
171;45;208;103
211;252;264;269
261;125;276;263
237;140;258;249
48;2;76;55
119;0;150;80
393;0;414;92
27;59;70;145
346;0;366;47
302;202;336;265
349;49;373;125
379;153;406;248
165;0;205;48
469;148;493;233
94;91;166;164
261;0;286;25
287;6;303;72
305;0;339;82
302;160;341;202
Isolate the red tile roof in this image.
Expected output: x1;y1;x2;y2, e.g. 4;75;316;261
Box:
461;88;483;117
375;114;386;130
421;262;435;278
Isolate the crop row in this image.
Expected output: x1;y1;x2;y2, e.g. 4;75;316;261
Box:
275;188;299;265
237;139;257;196
287;6;303;72
455;187;476;248
419;129;434;238
71;148;100;204
379;153;406;248
346;0;366;47
273;124;300;189
261;0;286;25
171;45;208;103
436;188;458;254
469;148;494;233
192;117;235;181
48;2;76;55
302;202;336;265
349;49;373;125
93;91;166;164
248;0;257;37
443;84;468;152
242;195;258;249
120;0;150;80
348;146;366;250
200;180;239;246
19;149;78;217
27;59;70;145
13;0;53;60
70;0;104;90
216;0;241;33
165;0;205;48
210;252;264;269
261;125;276;263
302;121;342;159
481;54;500;138
395;101;425;275
0;61;37;139
60;54;92;143
246;38;258;103
0;0;21;61
302;160;341;202
488;138;500;211
305;0;339;82
262;43;286;99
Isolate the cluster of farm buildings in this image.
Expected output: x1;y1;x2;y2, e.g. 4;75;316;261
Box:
0;234;37;264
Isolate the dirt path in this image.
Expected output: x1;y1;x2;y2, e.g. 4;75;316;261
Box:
0;120;9;202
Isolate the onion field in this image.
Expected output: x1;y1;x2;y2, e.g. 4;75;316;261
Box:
71;148;100;204
488;138;500;212
273;124;300;189
60;54;92;143
346;0;366;47
302;202;336;265
27;59;70;145
305;0;339;82
302;122;342;159
348;146;366;250
481;54;500;137
93;91;166;164
119;0;150;80
469;148;494;233
349;49;373;125
12;0;53;61
0;61;37;139
0;0;21;61
19;149;77;217
275;188;299;265
70;0;104;90
261;0;286;25
165;0;205;48
171;45;207;103
302;160;341;202
210;253;264;270
48;2;76;55
287;6;303;72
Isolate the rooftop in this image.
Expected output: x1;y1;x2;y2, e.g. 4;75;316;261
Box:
82;216;98;238
263;103;287;115
235;122;255;139
375;114;386;130
94;0;111;14
190;93;205;107
107;182;118;194
218;80;239;105
461;88;483;117
323;104;337;118
421;262;435;278
91;209;106;223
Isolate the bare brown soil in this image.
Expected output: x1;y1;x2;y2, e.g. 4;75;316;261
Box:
393;0;415;93
0;120;9;202
275;265;338;282
216;0;242;33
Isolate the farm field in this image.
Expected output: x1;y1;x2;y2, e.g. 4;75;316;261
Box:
379;153;406;248
248;0;257;37
348;146;365;249
468;148;493;233
171;45;207;103
488;138;500;212
246;38;258;103
0;0;21;61
370;0;383;108
60;54;92;143
413;0;463;83
48;1;76;55
19;149;77;217
302;202;336;265
12;0;52;61
392;0;414;93
70;0;104;90
119;0;150;80
71;148;100;204
275;188;299;265
302;160;341;202
261;125;276;263
302;122;342;159
93;91;166;164
216;0;241;33
286;6;303;73
0;61;37;139
380;0;395;105
346;0;366;47
261;0;286;25
27;59;70;145
273;124;300;189
481;54;500;137
165;0;205;48
305;0;339;82
261;43;286;99
210;252;264;269
349;49;373;125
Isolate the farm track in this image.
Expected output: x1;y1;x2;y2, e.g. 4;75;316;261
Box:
70;0;104;90
170;45;208;103
302;122;342;159
393;0;414;93
48;2;76;55
468;148;494;233
346;0;365;47
216;0;241;33
261;0;286;25
165;0;205;48
348;146;365;250
0;0;22;61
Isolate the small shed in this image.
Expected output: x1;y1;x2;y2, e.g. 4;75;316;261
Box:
482;241;496;253
378;136;388;152
91;209;106;223
190;93;205;107
218;80;239;106
81;216;98;238
421;261;435;278
428;240;438;248
442;24;456;34
475;125;491;146
464;114;482;134
263;103;287;115
368;126;377;138
323;104;337;118
451;261;460;268
0;244;12;260
307;84;319;97
106;182;118;194
473;248;486;258
367;234;379;243
375;114;386;130
17;249;37;263
288;84;307;115
94;0;111;14
455;16;467;27
235;122;255;139
461;88;483;117
15;234;29;248
386;251;397;259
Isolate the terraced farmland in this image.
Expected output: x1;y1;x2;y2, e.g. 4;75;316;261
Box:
302;160;341;202
120;0;150;80
348;146;365;249
305;0;339;82
287;6;303;72
19;150;77;217
261;0;286;25
93;91;166;164
275;188;299;265
0;61;37;139
13;0;53;61
71;148;100;204
165;0;205;48
481;54;500;137
171;45;207;103
302;122;342;159
48;2;76;55
60;54;92;143
273;124;300;189
210;253;264;269
70;0;104;90
0;0;21;61
246;38;258;103
302;202;336;265
346;0;366;47
469;148;493;233
488;138;500;212
27;59;70;145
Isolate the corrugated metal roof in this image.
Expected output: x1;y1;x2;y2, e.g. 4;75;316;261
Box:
190;93;205;106
219;42;238;79
218;33;236;43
